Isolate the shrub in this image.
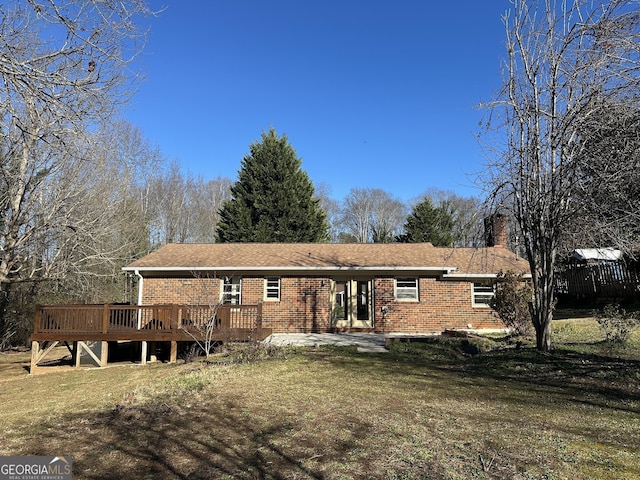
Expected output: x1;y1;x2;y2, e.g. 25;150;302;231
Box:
594;304;639;346
490;271;533;337
209;342;293;365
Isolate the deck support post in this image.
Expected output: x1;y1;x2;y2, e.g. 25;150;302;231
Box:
30;340;63;372
140;341;148;365
75;341;108;367
100;341;108;367
30;341;41;373
149;341;157;362
170;341;178;363
72;341;78;366
75;342;82;367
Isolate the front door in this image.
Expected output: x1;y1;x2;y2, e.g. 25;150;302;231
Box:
332;279;373;328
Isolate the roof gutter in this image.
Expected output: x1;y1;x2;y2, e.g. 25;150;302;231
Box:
134;269;143;329
123;266;460;274
443;273;532;280
134;269;144;305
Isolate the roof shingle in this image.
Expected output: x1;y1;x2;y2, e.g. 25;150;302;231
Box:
124;243;530;276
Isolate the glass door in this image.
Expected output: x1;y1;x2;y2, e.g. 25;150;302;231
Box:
332;279;372;328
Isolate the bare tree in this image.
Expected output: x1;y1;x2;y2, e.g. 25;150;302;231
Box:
2;119;161;344
181;274;225;359
148;162;193;246
0;1;155;344
417;188;485;247
481;0;640;350
49;121;160;298
563;103;640;255
147;166;233;246
340;188;375;243
370;189;408;243
339;188;407;243
188;176;233;243
314;182;342;243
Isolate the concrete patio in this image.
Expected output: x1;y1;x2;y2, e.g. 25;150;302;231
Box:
263;333;389;352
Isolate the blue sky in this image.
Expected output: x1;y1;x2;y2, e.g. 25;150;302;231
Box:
125;1;510;203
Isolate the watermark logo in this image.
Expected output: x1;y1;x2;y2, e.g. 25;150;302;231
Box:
0;456;72;480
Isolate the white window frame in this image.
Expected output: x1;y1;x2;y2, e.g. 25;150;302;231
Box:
472;282;494;307
222;276;242;305
265;277;281;301
395;278;419;302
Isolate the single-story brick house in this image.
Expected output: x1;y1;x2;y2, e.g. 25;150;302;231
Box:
123;241;530;334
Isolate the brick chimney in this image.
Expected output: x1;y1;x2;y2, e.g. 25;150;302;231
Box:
484;213;508;248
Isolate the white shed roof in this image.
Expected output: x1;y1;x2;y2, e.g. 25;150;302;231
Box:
571;248;622;262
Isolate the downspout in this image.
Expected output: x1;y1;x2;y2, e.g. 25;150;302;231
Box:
135;269;144;329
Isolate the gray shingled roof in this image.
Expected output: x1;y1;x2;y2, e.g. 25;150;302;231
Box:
124;243;530;277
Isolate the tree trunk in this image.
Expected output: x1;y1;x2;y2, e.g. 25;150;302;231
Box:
535;313;552;351
0;282;11;349
531;267;555;351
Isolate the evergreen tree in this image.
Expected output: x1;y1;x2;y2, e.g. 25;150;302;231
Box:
216;128;329;243
396;197;454;246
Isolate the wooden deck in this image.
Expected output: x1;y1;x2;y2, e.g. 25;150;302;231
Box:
30;303;272;371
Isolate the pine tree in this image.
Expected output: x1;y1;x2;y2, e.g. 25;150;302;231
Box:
216;128;329;243
396;197;454;246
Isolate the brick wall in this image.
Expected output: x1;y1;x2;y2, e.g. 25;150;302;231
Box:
262;276;332;333
141;274;504;333
142;277;220;305
373;277;503;333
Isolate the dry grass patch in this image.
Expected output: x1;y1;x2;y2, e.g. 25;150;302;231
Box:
0;347;33;381
0;322;639;479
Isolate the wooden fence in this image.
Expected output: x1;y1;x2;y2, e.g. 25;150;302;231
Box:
555;262;640;299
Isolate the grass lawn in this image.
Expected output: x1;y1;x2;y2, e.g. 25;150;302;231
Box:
0;317;639;479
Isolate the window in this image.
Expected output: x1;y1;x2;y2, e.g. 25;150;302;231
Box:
473;282;494;306
265;277;281;301
334;281;347;321
395;278;418;301
222;276;241;304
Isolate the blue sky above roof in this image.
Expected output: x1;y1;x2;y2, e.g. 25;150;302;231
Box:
125;1;510;202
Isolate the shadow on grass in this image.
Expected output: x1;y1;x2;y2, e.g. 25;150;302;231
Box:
553;308;595;320
313;340;640;414
460;346;640;410
12;341;640;479
20;388;377;479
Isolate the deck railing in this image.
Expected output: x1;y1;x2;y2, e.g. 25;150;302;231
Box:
32;303;266;341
